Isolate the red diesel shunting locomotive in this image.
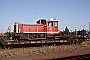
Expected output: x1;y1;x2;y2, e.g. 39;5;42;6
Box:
13;18;59;40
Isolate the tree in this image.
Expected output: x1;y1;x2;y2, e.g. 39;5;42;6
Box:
64;26;69;35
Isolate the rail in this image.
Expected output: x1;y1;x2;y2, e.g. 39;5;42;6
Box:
53;54;90;60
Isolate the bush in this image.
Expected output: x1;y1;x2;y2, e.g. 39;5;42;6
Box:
3;36;9;40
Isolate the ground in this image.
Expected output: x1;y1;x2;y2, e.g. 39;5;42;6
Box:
0;40;90;60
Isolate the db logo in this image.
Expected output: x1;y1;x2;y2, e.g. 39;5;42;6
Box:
49;28;52;30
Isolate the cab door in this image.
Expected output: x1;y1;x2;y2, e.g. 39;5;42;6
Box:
46;21;58;34
48;21;54;32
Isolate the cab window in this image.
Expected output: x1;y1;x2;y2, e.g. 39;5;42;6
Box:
48;22;53;26
54;22;57;28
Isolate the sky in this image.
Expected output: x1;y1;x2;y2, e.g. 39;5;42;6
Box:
0;0;90;32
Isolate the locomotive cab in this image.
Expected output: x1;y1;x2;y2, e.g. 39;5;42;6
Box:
47;18;58;34
36;18;59;33
36;18;59;34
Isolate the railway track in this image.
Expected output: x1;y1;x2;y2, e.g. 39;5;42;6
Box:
53;54;90;60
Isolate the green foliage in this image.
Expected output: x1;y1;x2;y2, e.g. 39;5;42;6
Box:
64;26;69;35
2;32;10;40
3;36;9;40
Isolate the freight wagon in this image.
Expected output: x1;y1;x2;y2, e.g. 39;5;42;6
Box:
0;18;88;48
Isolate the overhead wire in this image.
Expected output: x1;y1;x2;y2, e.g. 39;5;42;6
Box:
34;3;36;14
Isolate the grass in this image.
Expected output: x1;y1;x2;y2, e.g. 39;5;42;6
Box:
0;40;90;59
